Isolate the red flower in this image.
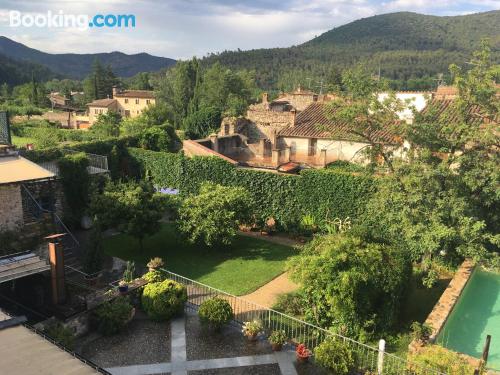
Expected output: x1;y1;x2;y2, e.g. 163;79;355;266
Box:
296;344;311;358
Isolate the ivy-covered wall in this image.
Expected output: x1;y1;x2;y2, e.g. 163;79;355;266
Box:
128;148;375;229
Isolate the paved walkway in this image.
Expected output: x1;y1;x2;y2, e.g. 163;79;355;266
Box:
106;315;298;375
241;272;298;308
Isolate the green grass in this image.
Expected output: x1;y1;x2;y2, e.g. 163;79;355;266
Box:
12;136;36;148
103;223;297;295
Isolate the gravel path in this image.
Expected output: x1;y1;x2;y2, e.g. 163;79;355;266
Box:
240;272;298;308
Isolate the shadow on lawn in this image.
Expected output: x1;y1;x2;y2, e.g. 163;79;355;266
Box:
102;223;297;287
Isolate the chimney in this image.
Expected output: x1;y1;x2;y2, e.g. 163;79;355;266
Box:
45;233;67;305
290;109;297;127
262;92;269;104
112;86;118;98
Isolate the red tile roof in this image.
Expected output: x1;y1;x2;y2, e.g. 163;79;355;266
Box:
279;102;397;144
420;98;496;126
87;98;116;108
114;90;155;99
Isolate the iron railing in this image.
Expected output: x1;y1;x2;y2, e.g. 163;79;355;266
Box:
161;269;446;375
37;149;108;176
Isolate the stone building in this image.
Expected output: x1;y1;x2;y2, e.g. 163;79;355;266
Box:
86;87;155;126
183;88;455;170
0;144;56;232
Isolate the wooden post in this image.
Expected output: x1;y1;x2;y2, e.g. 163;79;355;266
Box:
46;233;66;305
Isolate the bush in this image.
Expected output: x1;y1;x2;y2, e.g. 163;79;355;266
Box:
128;149;374;230
314;337;356;375
141;279;187;321
409;345;475;375
178;182;252;246
93;296;134;335
44;322;75;349
410;322;433;342
272;291;305;318
58;152;90;224
198;297;233;330
268;330;287;345
143;269;167;283
289;234;411;339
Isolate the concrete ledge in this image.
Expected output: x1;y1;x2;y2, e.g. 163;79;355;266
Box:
426;259;476;342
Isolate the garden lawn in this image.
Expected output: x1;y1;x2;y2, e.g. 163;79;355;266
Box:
12;136;36;148
103;223;297;295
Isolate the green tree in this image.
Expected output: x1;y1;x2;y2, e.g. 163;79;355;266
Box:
0;83;10;102
178;182;252;246
90;111;121;139
83;59;118;102
91;181;165;250
358;42;499;280
58;152;91;224
182;105;221;139
138;126;178;152
289;234;411;339
326;65;405;171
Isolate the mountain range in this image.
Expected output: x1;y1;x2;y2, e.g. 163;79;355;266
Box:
1;10;499;89
0;36;176;84
205;10;500;89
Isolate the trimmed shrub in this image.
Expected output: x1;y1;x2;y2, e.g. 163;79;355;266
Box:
143;269;167;283
128;149;375;230
198;297;233;330
314;337;356;375
141;279;187;321
93;296;134;335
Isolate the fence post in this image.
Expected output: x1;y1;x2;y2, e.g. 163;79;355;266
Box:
377;339;385;375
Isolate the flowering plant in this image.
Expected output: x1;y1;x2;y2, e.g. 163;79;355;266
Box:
147;257;164;270
242;320;262;337
296;344;311;358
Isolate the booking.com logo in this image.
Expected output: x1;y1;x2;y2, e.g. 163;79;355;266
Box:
9;10;136;30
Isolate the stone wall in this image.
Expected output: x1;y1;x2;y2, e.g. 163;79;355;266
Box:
0;184;23;231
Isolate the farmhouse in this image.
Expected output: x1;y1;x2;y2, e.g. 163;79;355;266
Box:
86;87;155;126
184;88;428;169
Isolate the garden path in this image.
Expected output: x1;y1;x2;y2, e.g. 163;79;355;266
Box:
106;312;299;375
241;272;298;308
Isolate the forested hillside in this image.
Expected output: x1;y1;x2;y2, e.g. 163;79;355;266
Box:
0;36;176;79
203;11;500;90
0;53;59;86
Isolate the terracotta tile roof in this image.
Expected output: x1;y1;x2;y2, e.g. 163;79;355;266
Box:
420;98;495;126
279;102;397;144
114;90;155;99
87;98;116;108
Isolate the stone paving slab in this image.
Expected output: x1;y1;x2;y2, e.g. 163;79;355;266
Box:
188;363;282;375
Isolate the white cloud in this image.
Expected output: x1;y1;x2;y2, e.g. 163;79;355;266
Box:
0;0;497;59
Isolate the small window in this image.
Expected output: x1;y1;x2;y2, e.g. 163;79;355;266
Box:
146;99;150;105
94;109;98;114
135;99;139;104
124;98;129;104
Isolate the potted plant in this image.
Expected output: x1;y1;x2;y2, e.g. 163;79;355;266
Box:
147;257;164;272
242;320;262;341
268;330;287;351
118;280;128;294
296;344;311;363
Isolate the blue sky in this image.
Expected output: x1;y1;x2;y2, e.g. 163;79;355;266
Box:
0;0;498;59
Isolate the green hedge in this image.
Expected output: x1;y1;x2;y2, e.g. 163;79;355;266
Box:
22;136;140;179
128;148;375;229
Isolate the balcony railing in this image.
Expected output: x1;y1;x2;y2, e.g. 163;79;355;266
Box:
37;149;108;176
